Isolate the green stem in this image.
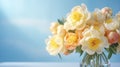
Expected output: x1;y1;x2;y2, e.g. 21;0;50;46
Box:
99;54;102;66
86;54;90;65
98;54;100;66
101;53;106;64
95;53;99;67
82;53;88;63
103;52;108;63
92;54;95;67
110;47;116;53
95;54;97;67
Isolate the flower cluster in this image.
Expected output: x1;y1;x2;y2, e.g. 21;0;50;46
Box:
45;4;120;59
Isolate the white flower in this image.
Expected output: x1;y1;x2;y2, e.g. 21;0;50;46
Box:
92;8;105;23
116;28;120;35
50;22;59;34
116;12;120;34
57;25;66;37
116;11;120;21
117;43;120;53
104;18;119;30
64;4;91;30
46;35;64;56
64;21;74;31
82;25;105;37
80;27;109;55
101;7;112;19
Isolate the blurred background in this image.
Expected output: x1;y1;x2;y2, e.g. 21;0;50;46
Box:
0;0;120;62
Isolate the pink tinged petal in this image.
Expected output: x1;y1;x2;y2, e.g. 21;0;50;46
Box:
103;37;109;48
108;32;120;44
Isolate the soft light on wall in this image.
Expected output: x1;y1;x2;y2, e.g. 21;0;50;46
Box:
0;0;120;62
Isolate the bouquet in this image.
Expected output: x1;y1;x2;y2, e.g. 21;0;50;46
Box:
45;4;120;67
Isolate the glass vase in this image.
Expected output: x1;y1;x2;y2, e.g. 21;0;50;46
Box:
80;52;110;67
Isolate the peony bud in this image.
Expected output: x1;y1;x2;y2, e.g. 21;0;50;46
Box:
107;32;120;44
101;7;112;19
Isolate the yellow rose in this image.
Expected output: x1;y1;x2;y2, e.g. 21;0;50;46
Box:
46;35;63;56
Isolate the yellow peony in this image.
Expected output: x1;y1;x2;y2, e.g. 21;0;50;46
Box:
46;35;64;56
64;32;80;50
64;4;91;31
82;25;105;37
104;18;119;30
80;26;109;55
92;8;105;23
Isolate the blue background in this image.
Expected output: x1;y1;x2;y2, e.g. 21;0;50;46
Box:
0;0;120;62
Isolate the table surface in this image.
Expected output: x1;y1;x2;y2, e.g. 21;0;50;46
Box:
0;62;120;67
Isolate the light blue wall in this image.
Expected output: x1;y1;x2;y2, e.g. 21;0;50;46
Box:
0;0;120;62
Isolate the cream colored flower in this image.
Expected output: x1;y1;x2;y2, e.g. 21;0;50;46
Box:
64;21;76;31
116;12;120;34
64;32;80;50
92;8;105;23
104;18;119;30
80;27;109;55
101;7;112;19
57;25;66;37
117;43;120;53
101;7;113;31
116;11;120;21
82;25;105;37
46;35;64;56
64;4;91;30
116;28;120;35
50;22;59;34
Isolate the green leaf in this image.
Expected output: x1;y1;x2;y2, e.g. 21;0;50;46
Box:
58;53;62;59
80;51;83;56
110;47;116;54
105;48;109;52
113;43;119;47
108;52;112;59
68;50;74;53
57;18;66;25
76;46;83;56
76;46;81;53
